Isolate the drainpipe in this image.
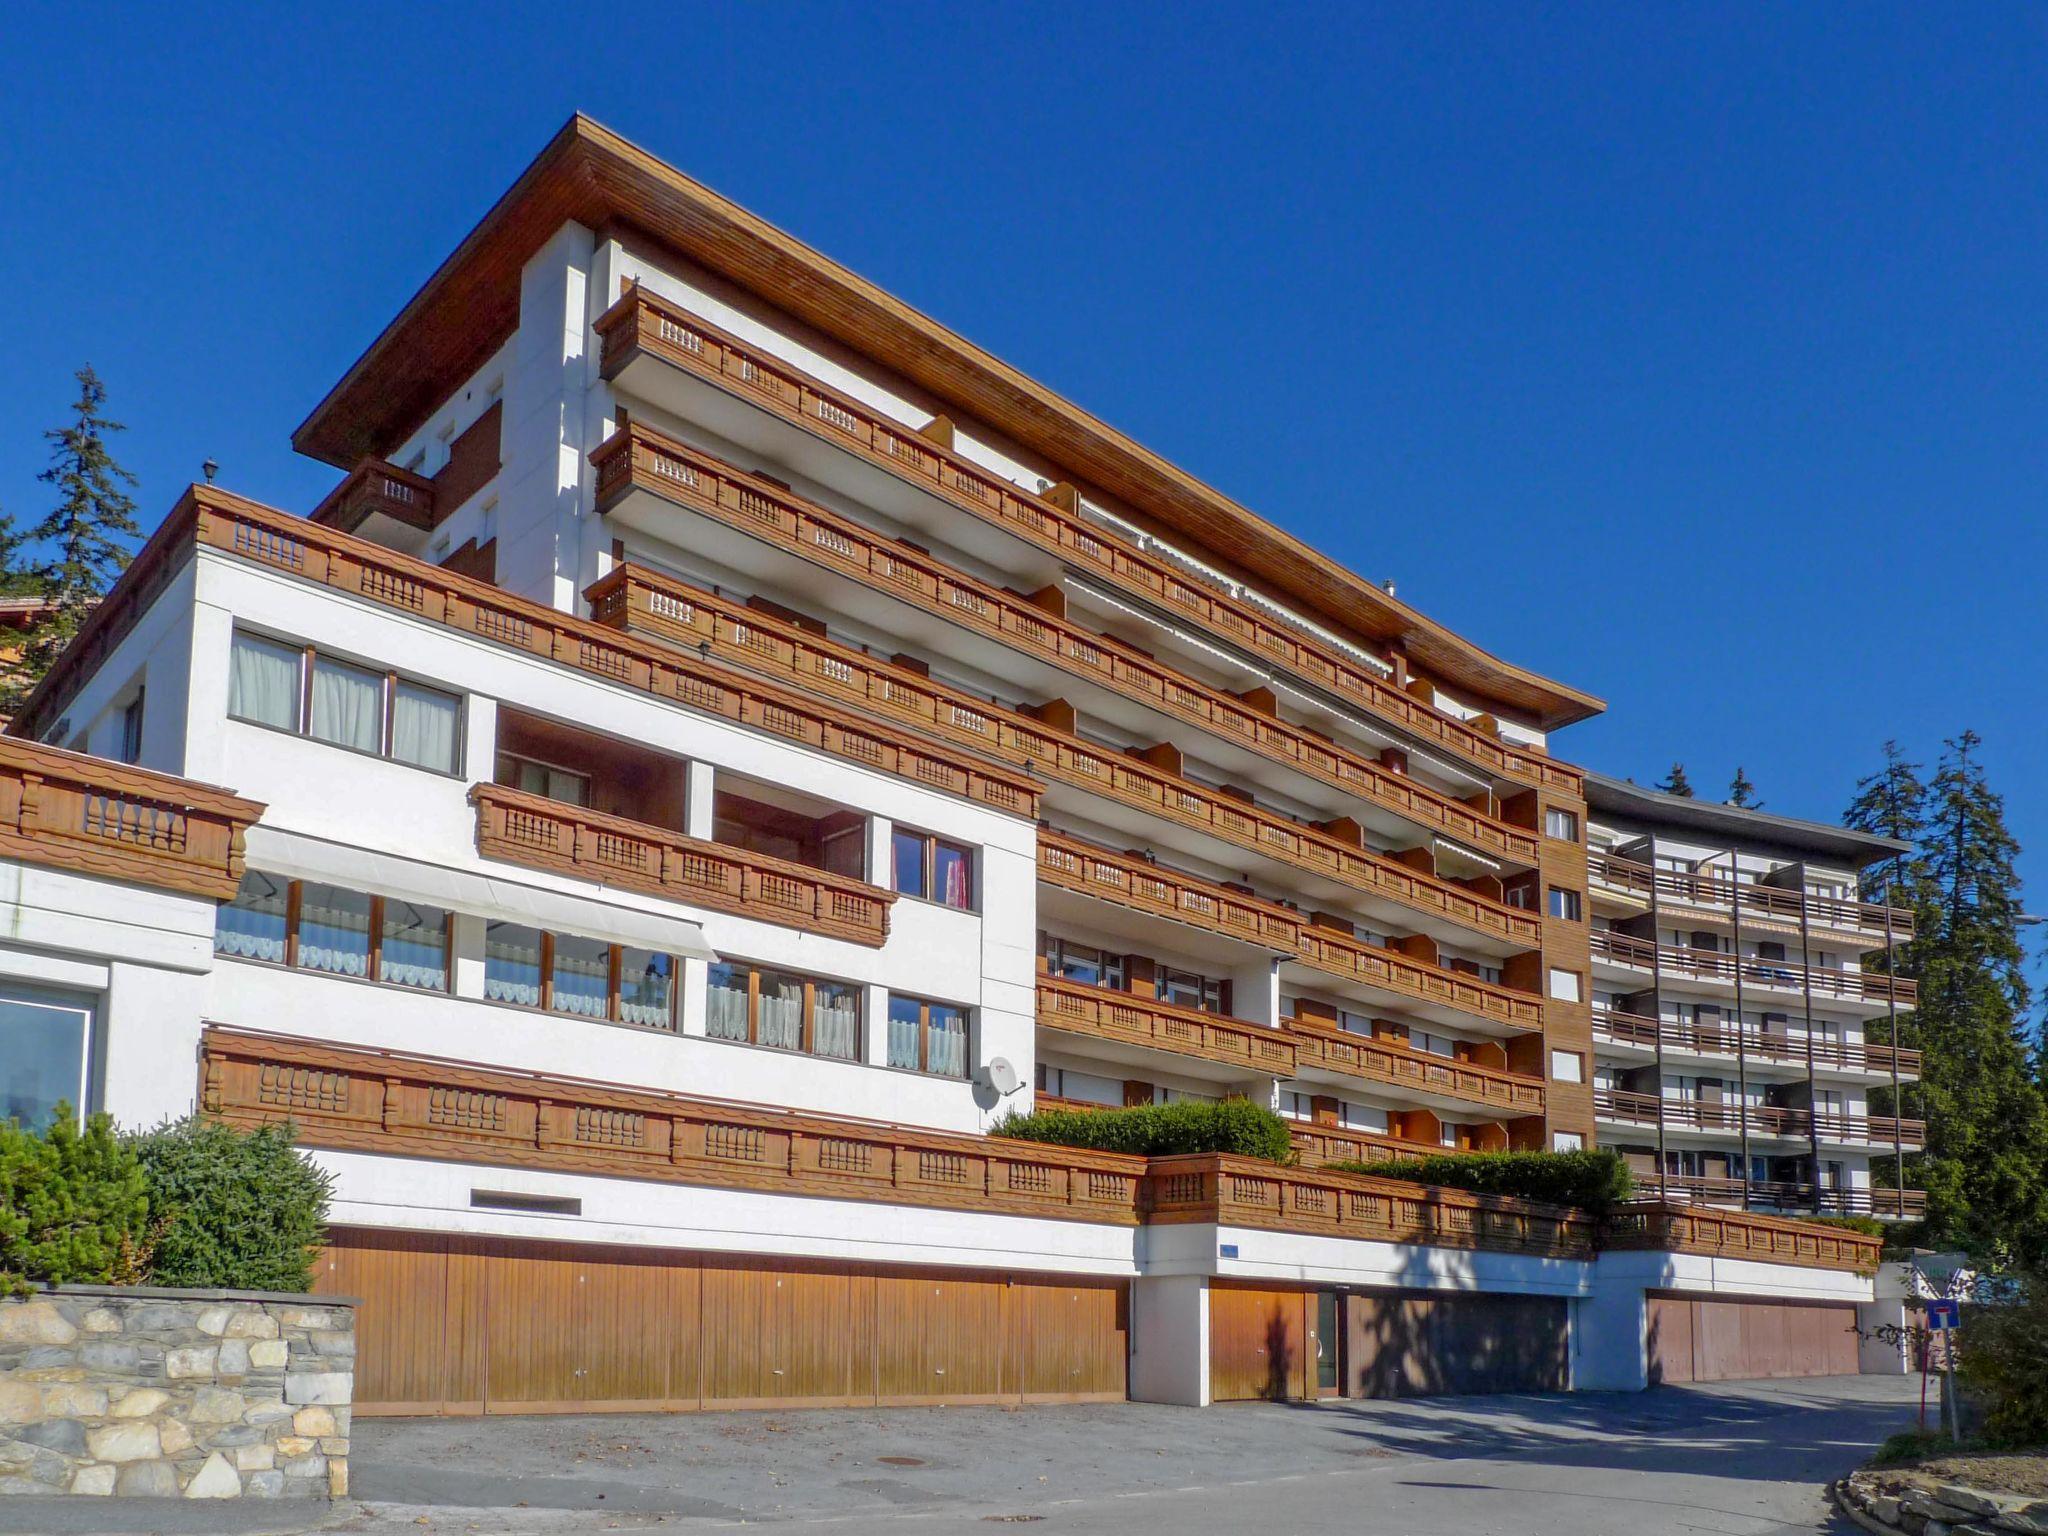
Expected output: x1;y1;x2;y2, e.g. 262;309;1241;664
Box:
1795;861;1824;1215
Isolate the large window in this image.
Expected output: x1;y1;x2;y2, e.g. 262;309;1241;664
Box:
229;630;462;774
216;872;449;993
705;963;862;1059
891;827;973;910
1547;886;1582;922
1041;935;1124;990
0;987;96;1131
887;993;969;1077
483;923;677;1031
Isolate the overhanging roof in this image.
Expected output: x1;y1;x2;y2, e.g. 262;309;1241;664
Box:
1583;772;1910;868
292;114;1603;731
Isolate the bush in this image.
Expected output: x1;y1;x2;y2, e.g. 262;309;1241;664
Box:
0;1108;149;1296
1956;1275;2048;1447
1326;1148;1635;1216
994;1099;1294;1162
130;1117;333;1293
1803;1214;1887;1240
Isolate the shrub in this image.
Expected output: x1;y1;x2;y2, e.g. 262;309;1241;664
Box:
994;1099;1294;1162
0;1108;149;1296
1956;1274;2048;1447
1803;1214;1887;1240
1326;1148;1634;1216
130;1117;333;1292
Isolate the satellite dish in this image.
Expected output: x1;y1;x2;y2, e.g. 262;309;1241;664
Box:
982;1057;1022;1096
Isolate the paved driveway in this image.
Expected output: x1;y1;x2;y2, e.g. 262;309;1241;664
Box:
0;1373;1920;1535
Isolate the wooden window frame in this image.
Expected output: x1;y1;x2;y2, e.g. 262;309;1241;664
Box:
708;961;862;1059
1041;934;1125;991
1547;885;1582;922
223;876;452;996
227;628;463;776
886;991;971;1078
489;926;680;1032
1543;807;1579;842
891;826;976;911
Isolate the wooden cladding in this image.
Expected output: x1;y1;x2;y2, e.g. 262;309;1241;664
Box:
203;1026;1146;1225
1633;1175;1928;1220
1288;1120;1466;1170
0;735;261;901
1037;833;1542;1032
472;782;894;947
591;561;1538;949
1591;1005;1921;1077
1035;975;1297;1076
309;458;438;534
1593;1087;1925;1148
590;424;1538;866
1145;1153;1597;1261
1607;1202;1880;1275
1590;928;1917;1006
1589;851;1915;942
594;285;1581;795
1285;1019;1545;1115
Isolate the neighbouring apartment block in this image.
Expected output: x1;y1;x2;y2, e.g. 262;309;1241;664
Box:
0;117;1912;1413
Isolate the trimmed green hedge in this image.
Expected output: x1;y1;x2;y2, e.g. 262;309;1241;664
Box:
993;1099;1294;1162
130;1117;334;1293
1325;1148;1634;1216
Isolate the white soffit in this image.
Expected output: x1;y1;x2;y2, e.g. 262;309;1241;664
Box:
244;827;719;961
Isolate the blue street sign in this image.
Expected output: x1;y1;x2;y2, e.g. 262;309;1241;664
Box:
1926;1298;1961;1330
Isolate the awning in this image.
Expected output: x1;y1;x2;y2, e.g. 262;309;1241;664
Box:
243;827;718;961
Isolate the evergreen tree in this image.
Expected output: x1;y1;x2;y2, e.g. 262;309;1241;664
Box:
0;505;33;596
1727;766;1761;808
1655;762;1695;797
20;366;140;688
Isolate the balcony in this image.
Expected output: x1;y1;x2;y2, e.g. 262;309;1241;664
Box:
1590;928;1917;1007
1631;1174;1926;1221
308;458;438;536
590;423;1538;869
1286;1018;1545;1117
1593;1086;1926;1149
0;736;263;902
1591;1005;1921;1079
1287;1120;1458;1169
593;284;1581;798
589;561;1539;951
1035;976;1297;1078
1037;831;1543;1034
473;783;895;947
1605;1202;1880;1274
1589;851;1913;944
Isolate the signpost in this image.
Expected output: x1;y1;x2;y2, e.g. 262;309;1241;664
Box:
1925;1298;1961;1439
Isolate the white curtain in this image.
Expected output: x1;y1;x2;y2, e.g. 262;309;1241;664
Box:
215;871;288;962
706;966;750;1040
811;984;859;1060
228;633;301;730
297;883;371;978
309;658;384;753
391;683;460;773
926;1006;967;1078
887;999;921;1069
619;950;674;1029
550;936;609;1018
378;901;447;990
758;974;803;1050
484;923;543;1007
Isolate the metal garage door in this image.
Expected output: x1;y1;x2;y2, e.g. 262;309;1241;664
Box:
319;1228;1128;1415
1646;1293;1859;1383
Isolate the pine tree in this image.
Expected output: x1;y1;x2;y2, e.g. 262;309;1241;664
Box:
1727;766;1761;808
1655;762;1695;798
0;506;33;596
21;366;140;688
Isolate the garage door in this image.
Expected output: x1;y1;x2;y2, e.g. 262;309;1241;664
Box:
318;1228;1127;1415
1646;1294;1859;1383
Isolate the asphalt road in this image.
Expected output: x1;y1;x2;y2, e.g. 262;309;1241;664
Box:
0;1373;1921;1536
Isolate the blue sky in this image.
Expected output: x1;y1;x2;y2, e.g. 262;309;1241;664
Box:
3;4;2044;931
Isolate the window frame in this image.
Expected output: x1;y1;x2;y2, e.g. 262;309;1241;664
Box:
886;991;972;1078
1543;807;1579;842
1041;934;1126;991
1547;885;1583;922
227;628;464;777
216;874;454;997
890;826;976;911
704;961;864;1059
485;924;680;1033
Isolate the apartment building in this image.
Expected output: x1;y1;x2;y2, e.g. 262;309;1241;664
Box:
1585;774;1922;1220
0;116;1894;1409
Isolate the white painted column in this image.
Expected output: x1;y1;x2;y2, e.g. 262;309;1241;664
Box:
1129;1274;1212;1406
1573;1271;1650;1392
684;761;716;840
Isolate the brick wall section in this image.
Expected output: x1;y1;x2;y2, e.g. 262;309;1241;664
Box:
0;1287;357;1500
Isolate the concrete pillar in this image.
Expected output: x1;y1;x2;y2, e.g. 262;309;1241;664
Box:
1129;1274;1211;1406
1573;1269;1649;1392
684;761;716;841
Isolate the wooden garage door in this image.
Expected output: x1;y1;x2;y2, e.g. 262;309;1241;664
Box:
1209;1285;1314;1401
318;1229;1127;1415
1347;1291;1569;1398
1647;1294;1859;1384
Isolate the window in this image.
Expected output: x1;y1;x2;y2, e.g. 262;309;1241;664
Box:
1544;807;1579;842
892;827;973;909
0;987;96;1131
1550;1049;1585;1084
484;922;678;1030
702;962;862;1057
1157;966;1225;1013
1547;886;1582;922
216;873;450;994
228;629;462;773
497;753;590;807
1553;1131;1585;1153
887;993;969;1077
1547;966;1582;1003
1041;935;1125;990
118;690;145;764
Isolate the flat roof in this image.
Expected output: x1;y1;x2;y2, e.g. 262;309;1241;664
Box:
292;114;1603;731
1583;771;1910;867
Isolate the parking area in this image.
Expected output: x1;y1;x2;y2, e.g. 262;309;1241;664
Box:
0;1373;1920;1535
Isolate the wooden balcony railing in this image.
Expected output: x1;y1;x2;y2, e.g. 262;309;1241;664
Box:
202;1026;1146;1226
590;561;1542;950
591;424;1539;867
1142;1153;1596;1259
1588;851;1914;943
1287;1121;1461;1170
1591;1006;1922;1077
0;736;262;901
1593;1087;1925;1147
1590;928;1917;1006
1036;831;1543;1032
308;458;438;535
1633;1174;1927;1220
1605;1202;1881;1274
1286;1019;1545;1114
472;783;895;947
594;284;1582;797
1035;976;1297;1077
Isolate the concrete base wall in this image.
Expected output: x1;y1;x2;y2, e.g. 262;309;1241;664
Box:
1129;1275;1210;1407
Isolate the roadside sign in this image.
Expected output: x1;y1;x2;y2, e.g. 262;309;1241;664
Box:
1926;1298;1960;1330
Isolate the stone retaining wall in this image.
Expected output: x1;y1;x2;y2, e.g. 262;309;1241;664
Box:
0;1286;357;1499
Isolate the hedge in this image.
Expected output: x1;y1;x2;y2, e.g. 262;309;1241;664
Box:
993;1099;1294;1162
1958;1273;2048;1446
1325;1148;1635;1216
0;1110;149;1297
